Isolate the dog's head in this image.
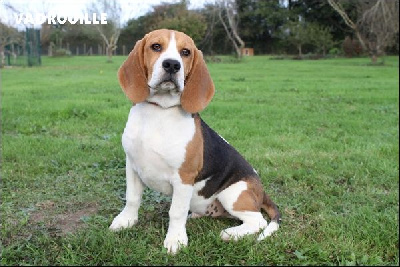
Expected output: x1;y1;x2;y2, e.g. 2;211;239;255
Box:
118;29;215;113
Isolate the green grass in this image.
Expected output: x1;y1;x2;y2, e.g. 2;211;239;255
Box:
1;55;399;265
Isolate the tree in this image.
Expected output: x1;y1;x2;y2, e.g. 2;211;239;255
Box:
328;0;399;63
87;0;122;62
308;23;335;56
0;21;23;67
237;0;289;54
118;15;151;52
217;0;245;58
289;0;356;42
197;3;221;54
150;1;206;44
118;1;207;52
283;20;310;57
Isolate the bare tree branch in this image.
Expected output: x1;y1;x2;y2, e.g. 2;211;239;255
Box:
87;0;122;62
327;0;368;51
217;0;245;58
328;0;399;62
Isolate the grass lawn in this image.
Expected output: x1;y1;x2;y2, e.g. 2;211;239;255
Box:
1;55;399;265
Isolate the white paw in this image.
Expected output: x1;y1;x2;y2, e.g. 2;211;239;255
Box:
163;230;188;254
257;221;279;241
109;210;138;231
220;224;261;241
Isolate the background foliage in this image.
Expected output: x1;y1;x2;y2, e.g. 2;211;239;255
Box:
3;0;397;58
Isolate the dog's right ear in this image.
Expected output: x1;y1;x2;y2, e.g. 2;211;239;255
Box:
118;38;149;103
181;48;215;114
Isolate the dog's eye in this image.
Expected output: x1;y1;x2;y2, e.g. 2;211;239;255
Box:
151;43;162;52
181;49;190;57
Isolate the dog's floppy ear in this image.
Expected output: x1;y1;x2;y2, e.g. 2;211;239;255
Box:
118;38;149;103
181;48;215;113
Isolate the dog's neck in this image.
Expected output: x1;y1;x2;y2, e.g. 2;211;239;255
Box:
146;88;182;109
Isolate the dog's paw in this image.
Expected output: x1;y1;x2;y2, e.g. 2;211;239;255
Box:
163;230;188;254
220;223;262;241
257;221;279;241
109;210;137;231
188;212;203;219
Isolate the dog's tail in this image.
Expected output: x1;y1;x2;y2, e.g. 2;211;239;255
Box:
258;192;281;241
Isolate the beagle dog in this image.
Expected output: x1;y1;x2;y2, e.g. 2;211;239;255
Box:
109;29;281;254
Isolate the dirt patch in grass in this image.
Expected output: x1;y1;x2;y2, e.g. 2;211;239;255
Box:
30;201;99;236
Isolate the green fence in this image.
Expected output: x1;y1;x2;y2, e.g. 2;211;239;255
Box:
25;28;41;66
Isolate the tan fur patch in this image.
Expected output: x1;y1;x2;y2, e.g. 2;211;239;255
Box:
174;30;196;78
233;178;264;212
142;29;172;78
179;114;203;185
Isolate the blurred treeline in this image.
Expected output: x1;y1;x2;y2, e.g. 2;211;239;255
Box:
117;0;357;56
2;0;399;57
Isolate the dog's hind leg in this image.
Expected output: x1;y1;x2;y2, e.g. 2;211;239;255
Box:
257;192;281;240
217;178;279;241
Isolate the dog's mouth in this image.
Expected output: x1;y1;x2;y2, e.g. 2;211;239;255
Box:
152;75;181;93
158;80;177;90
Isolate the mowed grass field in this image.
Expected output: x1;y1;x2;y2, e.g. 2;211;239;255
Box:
1;55;399;265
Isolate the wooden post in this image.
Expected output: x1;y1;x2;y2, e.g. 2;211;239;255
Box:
98;44;102;55
83;43;86;55
123;45;126;55
66;42;70;52
76;46;79;55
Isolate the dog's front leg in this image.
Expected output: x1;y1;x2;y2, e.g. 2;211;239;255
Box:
110;157;144;231
164;180;193;254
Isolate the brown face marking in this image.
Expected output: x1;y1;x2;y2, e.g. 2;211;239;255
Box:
179;114;203;185
174;31;196;78
232;177;264;212
142;29;171;80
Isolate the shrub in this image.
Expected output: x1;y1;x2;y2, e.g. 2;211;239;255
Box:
342;36;364;57
53;49;72;57
329;47;340;56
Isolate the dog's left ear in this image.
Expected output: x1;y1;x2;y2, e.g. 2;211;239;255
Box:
181;49;215;113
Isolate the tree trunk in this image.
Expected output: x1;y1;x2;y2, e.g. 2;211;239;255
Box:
370;44;378;63
1;50;5;67
218;1;245;59
371;53;378;64
107;46;113;62
298;44;302;57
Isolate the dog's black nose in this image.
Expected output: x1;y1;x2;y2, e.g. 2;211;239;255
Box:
162;59;181;74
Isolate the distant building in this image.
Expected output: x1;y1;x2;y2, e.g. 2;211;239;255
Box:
241;48;254;56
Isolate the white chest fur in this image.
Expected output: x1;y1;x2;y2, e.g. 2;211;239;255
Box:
122;103;195;195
